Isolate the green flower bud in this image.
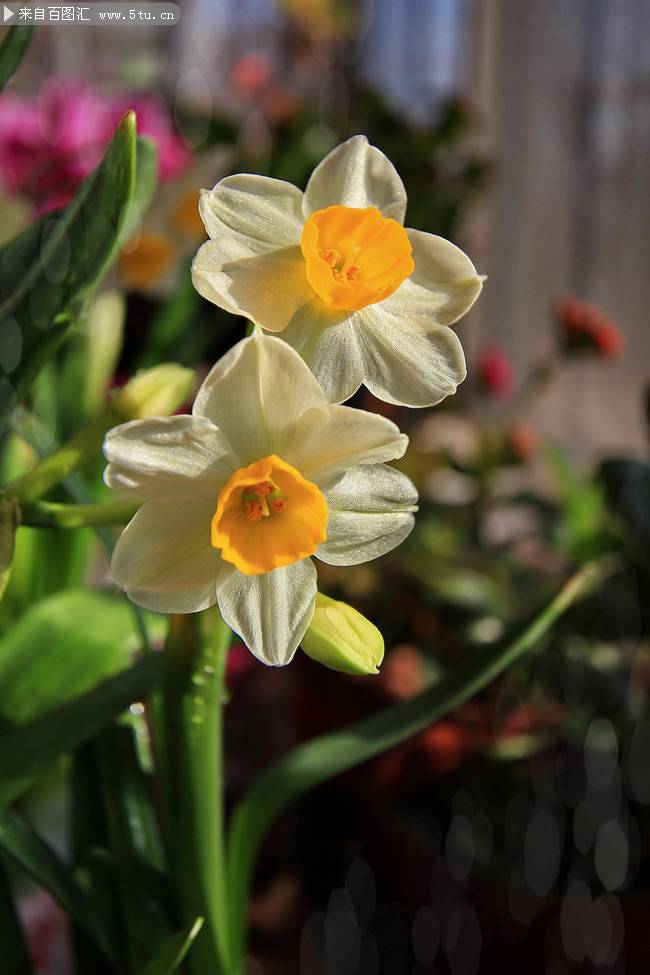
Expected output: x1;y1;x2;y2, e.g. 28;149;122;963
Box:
302;593;384;675
112;364;195;420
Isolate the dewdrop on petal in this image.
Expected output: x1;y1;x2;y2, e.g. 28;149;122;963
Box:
301;593;384;675
111;364;195;420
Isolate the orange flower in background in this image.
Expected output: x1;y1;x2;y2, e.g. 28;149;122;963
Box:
118;232;176;290
278;0;355;39
170;188;206;242
555;297;623;359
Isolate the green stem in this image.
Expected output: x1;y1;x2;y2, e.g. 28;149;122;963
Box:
162;612;232;975
6;406;122;503
0;859;32;975
226;561;607;965
500;351;559;422
19;498;141;529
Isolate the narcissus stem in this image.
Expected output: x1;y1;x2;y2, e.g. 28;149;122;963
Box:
162;612;232;975
6;407;122;503
226;560;611;966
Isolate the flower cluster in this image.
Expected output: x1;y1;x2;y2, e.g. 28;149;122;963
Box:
106;137;483;666
0;79;190;214
192;136;483;406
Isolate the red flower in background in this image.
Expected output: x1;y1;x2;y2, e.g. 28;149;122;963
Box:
230;53;271;96
0;78;191;214
478;346;515;397
555;297;623;359
383;644;427;699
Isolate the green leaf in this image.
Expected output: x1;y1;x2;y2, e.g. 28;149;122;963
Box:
58;290;126;427
544;444;606;558
599;457;650;554
136;270;200;370
141;919;204;975
0;808;105;948
121;136;158;244
0;492;18;602
0;653;163;805
0;26;33;90
0;589;163;725
94;724;172;971
226;562;608;964
70;745;123;974
0;112;137;431
0;859;32;975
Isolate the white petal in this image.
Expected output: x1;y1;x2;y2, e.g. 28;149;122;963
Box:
193;333;326;464
192;174;306;322
351;230;481;409
319;465;417;566
199;173;304;247
111;500;219;613
192;241;313;332
216;559;317;666
403;229;484;325
276;300;365;404
355;301;467;407
103;415;235;501
284;405;408;489
303;135;407;223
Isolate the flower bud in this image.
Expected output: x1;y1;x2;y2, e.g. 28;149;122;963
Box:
506;421;539;461
555;296;623;359
111;364;194;420
301;593;384;675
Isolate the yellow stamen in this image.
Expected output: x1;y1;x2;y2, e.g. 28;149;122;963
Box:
211;455;328;575
245;501;263;522
340;245;361;275
321;248;341;267
300;205;414;311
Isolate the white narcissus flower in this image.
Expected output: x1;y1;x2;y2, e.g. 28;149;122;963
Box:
103;334;417;666
192;135;484;406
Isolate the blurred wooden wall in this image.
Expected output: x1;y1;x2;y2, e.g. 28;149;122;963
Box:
464;0;649;460
20;0;649;459
177;0;650;459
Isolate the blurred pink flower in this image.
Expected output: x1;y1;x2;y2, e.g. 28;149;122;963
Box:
227;641;256;682
0;78;191;213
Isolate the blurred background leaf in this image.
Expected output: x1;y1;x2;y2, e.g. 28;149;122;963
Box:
0;25;33;90
0;589;164;726
0;112;137;432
